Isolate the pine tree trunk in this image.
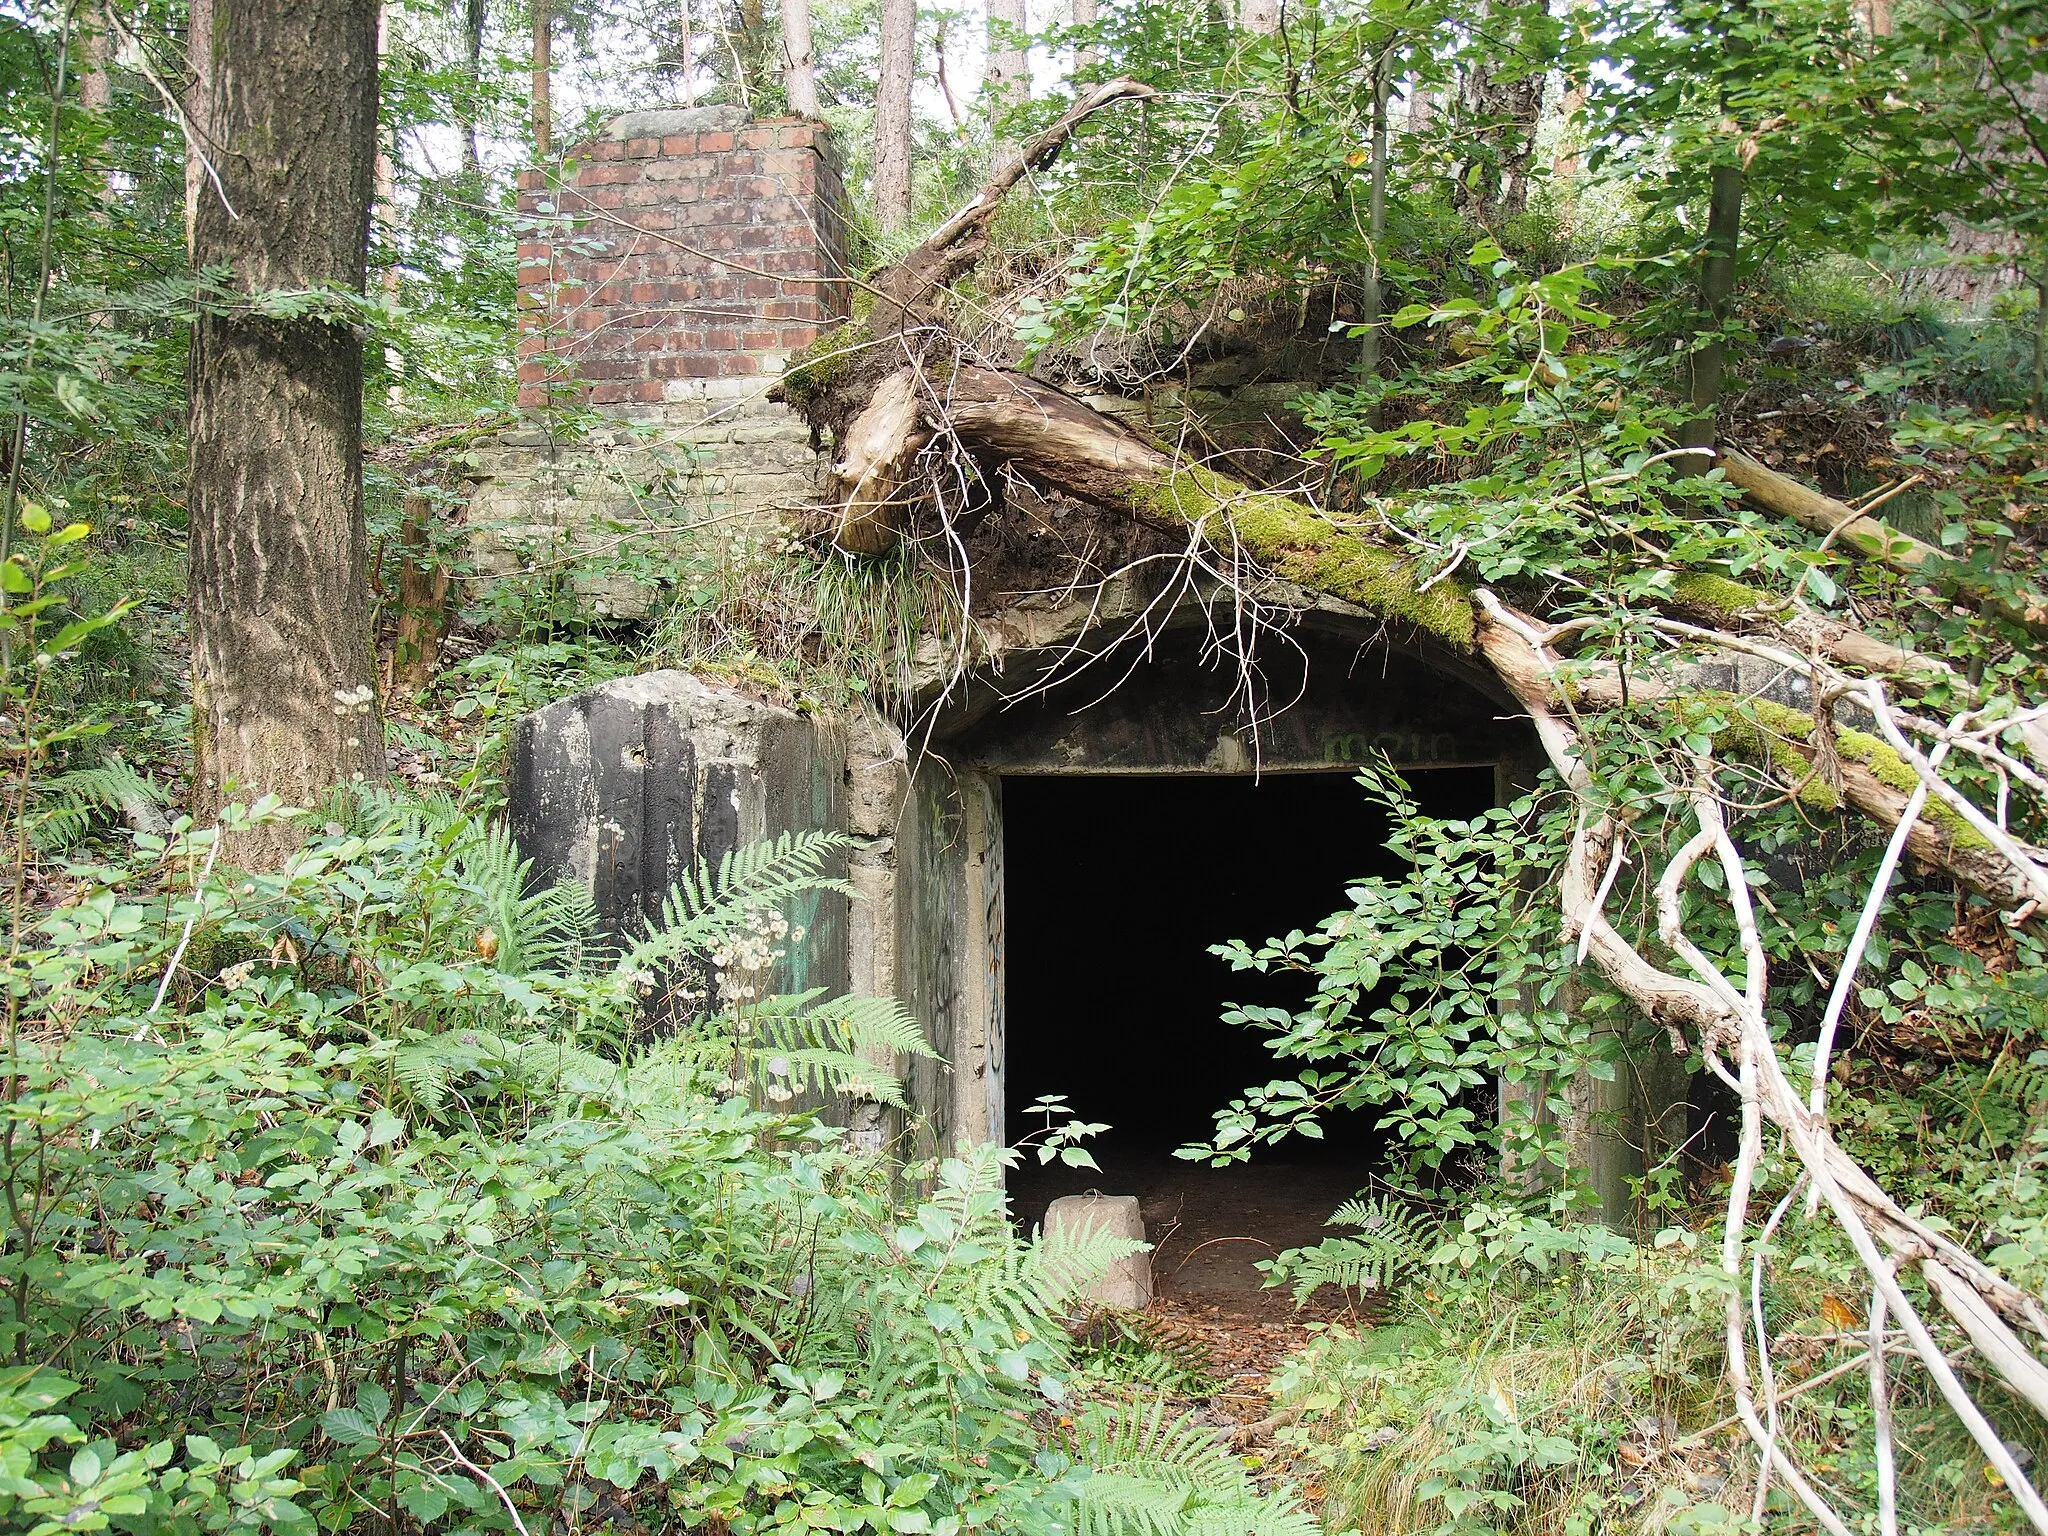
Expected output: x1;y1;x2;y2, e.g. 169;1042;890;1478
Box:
188;0;384;863
873;0;915;231
1070;0;1098;76
781;0;819;116
80;3;111;112
182;0;212;254
986;0;1027;164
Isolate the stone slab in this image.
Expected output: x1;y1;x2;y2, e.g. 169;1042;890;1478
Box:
1044;1193;1152;1311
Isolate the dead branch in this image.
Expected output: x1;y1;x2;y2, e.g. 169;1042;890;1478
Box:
867;79;1159;334
1476;588;2048;1531
1722;448;2048;638
831;366;931;553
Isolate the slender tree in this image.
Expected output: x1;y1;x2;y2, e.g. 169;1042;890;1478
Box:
1070;0;1097;76
181;0;211;252
781;0;819;116
986;0;1027;162
459;0;485;174
187;0;384;863
1677;161;1744;468
873;0;914;230
532;0;551;157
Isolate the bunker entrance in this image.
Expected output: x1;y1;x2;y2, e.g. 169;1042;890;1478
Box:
1001;766;1496;1303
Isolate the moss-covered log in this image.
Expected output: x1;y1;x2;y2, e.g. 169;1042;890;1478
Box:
938;366;1477;645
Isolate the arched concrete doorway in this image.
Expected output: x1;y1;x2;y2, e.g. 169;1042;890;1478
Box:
881;608;1535;1297
509;597;1668;1277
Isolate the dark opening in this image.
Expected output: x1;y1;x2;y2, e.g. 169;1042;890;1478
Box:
1003;767;1497;1304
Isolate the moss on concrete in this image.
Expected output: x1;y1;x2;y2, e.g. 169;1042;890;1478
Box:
776;322;869;410
1122;465;1477;648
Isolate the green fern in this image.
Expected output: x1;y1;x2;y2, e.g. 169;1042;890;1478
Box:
618;829;855;980
30;758;167;850
726;991;937;1107
391;1028;625;1116
1258;1193;1432;1304
1067;1400;1321;1536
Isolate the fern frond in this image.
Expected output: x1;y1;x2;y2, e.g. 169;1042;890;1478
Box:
30;759;167;850
1068;1401;1320;1536
1260;1193;1432;1304
392;1029;625;1117
621;829;853;978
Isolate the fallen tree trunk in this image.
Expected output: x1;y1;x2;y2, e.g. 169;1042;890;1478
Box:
1722;448;2048;637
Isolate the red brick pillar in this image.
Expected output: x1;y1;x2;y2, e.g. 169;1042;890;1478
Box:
515;105;849;414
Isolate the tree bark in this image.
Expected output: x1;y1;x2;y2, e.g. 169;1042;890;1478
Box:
1453;0;1545;222
80;2;112;113
389;495;452;691
188;0;385;863
1677;162;1744;469
183;0;213;255
872;0;915;231
532;0;551;159
1070;0;1098;76
780;0;819;116
460;0;485;175
986;0;1028;164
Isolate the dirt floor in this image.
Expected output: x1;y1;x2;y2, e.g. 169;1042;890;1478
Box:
1011;1145;1369;1307
1011;1146;1375;1454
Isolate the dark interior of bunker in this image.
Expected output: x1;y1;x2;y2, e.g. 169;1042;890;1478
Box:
1003;766;1497;1307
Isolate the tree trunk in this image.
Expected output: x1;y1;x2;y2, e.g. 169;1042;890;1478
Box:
388;495;452;692
781;0;819;117
460;0;484;175
1453;0;1546;222
80;3;111;112
1677;162;1743;470
183;0;213;254
1358;45;1390;426
1070;0;1098;76
734;0;772;109
188;0;384;863
80;2;115;207
872;0;915;231
986;0;1027;164
532;0;551;159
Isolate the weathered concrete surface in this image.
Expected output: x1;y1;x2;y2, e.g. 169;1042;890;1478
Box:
508;670;847;1002
893;765;1004;1160
940;619;1521;773
1044;1193;1152;1310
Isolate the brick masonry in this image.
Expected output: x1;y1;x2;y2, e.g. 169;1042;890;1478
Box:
465;106;848;620
514;104;849;410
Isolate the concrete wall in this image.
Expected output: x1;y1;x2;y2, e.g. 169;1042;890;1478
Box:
505;629;1689;1229
509;670;847;1004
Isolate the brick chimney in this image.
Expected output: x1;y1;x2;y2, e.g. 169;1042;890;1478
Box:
515;105;849;413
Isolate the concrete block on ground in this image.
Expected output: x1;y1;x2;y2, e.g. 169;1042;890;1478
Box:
508;670;848;1002
1044;1194;1152;1311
